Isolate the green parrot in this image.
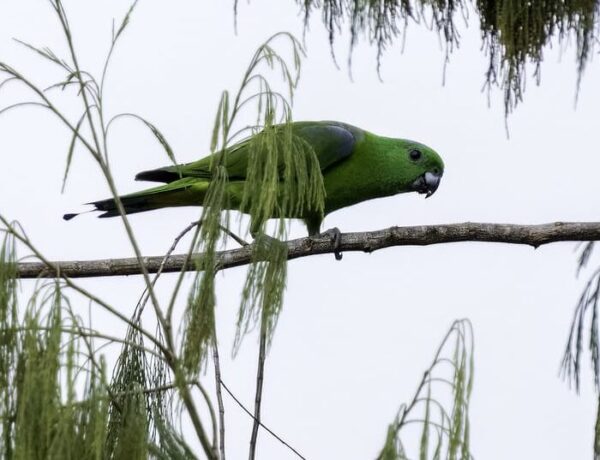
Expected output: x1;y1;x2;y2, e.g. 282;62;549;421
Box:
64;121;444;240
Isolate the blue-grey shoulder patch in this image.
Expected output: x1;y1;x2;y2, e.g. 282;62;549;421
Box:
297;123;357;171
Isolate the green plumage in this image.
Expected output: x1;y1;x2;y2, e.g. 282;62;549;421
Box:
65;121;444;235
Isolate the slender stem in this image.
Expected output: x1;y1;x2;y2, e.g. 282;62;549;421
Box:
194;381;219;455
249;324;267;460
166;218;204;323
55;1;103;161
212;333;226;460
56;0;168;349
4;2;169;337
135;219;200;323
3;326;165;360
220;225;249;247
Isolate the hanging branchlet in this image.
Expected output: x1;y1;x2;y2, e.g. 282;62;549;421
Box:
181;165;227;377
182;266;218;376
105;328;153;459
0;0;175;331
0;2;202;457
0;220;191;457
242;116;285;236
577;242;595;276
561;260;600;459
180;32;320;371
235;34;319;240
0;225;168;458
0;230;20;459
0;8;315;457
115;301;172;451
0;274;113;459
561;267;600;392
232;36;324;352
377;319;474;460
293;0;599;113
235;236;288;352
14;287;66;459
150;409;199;460
240;121;326;237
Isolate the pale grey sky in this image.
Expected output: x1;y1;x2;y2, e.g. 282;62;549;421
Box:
1;1;599;459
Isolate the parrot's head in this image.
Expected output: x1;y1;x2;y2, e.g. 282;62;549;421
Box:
400;141;444;198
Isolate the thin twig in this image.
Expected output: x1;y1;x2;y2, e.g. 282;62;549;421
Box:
68;381;178;406
2;1;169;344
2;326;165;360
213;332;226;460
56;0;167;335
249;325;267;460
220;380;306;460
135;219;201;321
0;216;168;355
221;225;249;247
165;217;204;325
194;381;219;454
14;221;600;279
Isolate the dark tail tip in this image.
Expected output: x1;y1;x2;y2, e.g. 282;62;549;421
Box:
135;168;180;183
63;213;78;221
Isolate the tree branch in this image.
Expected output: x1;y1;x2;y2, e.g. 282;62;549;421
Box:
15;222;600;279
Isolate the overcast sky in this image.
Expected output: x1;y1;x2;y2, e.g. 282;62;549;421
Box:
1;1;600;459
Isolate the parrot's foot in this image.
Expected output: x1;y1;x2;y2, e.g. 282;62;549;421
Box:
319;227;343;261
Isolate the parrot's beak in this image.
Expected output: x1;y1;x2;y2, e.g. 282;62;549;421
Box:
412;171;442;198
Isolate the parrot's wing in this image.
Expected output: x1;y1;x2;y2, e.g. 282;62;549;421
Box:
135;122;356;183
134;139;251;182
294;123;356;172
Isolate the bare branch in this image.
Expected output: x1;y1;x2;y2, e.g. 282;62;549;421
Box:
14;221;600;279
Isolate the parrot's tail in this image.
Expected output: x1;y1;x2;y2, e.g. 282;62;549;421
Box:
63;180;207;221
89;194;160;218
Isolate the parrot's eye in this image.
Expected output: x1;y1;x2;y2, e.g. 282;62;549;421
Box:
409;149;422;161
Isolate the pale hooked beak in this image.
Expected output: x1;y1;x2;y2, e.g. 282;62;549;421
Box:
411;171;442;198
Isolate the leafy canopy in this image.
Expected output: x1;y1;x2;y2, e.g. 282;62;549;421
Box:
291;0;599;112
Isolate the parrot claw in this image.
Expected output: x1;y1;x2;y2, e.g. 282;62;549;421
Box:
319;227;343;261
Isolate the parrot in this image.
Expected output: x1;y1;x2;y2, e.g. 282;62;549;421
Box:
64;121;444;255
